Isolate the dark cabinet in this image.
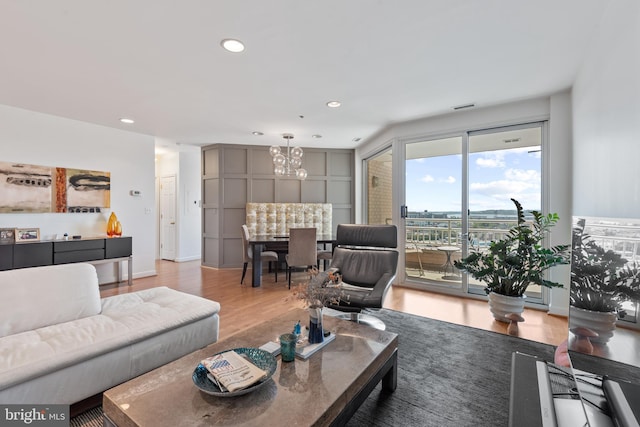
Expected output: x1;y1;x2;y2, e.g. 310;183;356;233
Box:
54;239;105;264
0;245;13;271
14;242;53;268
5;237;132;270
106;237;132;258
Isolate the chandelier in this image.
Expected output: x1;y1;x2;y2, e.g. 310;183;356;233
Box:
269;133;307;180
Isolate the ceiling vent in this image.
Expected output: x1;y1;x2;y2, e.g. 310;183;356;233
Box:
452;103;475;111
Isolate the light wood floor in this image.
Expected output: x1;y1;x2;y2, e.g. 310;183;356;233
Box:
99;260;568;346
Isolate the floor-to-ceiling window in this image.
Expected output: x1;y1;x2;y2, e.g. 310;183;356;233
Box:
467;124;544;301
373;122;547;303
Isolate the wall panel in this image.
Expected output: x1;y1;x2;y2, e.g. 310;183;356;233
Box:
301;180;326;202
278;180;301;203
251;179;275;202
223;178;247;206
202;144;354;268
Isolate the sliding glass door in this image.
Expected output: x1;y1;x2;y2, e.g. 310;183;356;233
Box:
467;124;543;300
400;123;545;302
404;136;463;287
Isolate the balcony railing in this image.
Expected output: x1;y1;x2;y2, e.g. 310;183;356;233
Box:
405;218;519;249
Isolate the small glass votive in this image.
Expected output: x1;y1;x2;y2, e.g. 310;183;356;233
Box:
280;333;297;362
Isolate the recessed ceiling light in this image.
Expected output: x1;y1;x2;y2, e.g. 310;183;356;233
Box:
326;101;341;108
120;118;135;124
221;39;245;53
311;134;322;139
252;131;264;136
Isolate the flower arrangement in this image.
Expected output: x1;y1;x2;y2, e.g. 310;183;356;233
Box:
288;267;346;308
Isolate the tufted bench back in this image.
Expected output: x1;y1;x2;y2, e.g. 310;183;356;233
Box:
245;203;332;235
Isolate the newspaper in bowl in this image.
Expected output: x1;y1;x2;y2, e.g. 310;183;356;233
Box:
192;347;277;397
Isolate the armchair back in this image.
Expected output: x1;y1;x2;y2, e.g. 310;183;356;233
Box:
329;224;399;309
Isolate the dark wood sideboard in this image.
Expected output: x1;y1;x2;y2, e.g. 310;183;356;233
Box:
0;236;132;285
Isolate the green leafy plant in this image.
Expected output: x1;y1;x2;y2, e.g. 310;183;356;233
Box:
454;198;570;297
570;218;640;316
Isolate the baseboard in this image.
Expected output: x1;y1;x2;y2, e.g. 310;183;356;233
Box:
547;306;569;317
174;256;201;263
132;269;157;279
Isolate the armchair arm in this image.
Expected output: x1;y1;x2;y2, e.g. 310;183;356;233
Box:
361;272;395;308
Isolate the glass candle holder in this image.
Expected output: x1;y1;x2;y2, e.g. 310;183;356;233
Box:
279;333;297;362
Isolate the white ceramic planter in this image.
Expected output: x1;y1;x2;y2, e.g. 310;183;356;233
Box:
569;305;617;344
488;292;526;323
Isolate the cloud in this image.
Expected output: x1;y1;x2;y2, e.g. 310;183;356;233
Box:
505;168;540;181
421;174;434;183
469;168;540;200
439;176;456;184
470;179;536;196
475;153;505;168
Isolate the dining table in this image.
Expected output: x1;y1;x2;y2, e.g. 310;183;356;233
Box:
248;233;336;287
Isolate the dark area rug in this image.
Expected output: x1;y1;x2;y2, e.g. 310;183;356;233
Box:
71;309;556;427
70;406;102;427
346;308;556;427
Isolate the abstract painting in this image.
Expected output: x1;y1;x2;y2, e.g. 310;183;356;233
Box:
65;168;110;213
0;161;110;213
0;162;53;213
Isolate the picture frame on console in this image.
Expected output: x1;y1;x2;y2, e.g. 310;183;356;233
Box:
15;227;40;243
0;228;15;244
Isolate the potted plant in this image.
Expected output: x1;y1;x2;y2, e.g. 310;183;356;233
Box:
569;218;640;343
454;198;570;322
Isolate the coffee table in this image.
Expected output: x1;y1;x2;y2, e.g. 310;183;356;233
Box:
103;308;398;427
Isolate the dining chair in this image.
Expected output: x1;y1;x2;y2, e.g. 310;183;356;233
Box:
286;228;318;289
241;225;279;284
317;246;333;270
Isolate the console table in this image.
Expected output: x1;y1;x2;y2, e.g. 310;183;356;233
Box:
0;236;132;285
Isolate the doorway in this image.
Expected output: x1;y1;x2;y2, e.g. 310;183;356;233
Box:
160;175;177;261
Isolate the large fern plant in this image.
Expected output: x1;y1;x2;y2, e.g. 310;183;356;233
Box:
570;218;640;316
454;198;570;297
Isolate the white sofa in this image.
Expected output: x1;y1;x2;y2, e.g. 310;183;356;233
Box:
0;263;220;404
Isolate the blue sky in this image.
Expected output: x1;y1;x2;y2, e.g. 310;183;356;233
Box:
406;146;541;213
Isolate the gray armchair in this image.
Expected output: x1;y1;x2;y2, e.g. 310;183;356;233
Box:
326;224;398;330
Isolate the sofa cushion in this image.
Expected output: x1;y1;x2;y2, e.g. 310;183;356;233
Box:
0;263;101;338
0;286;220;390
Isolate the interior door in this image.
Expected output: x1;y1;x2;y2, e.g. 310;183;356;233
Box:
160;175;177;261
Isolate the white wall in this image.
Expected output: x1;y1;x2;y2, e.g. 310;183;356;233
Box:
0;104;156;282
548;91;573;315
356;94;573;314
572;0;640;218
177;149;202;261
155;143;201;262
